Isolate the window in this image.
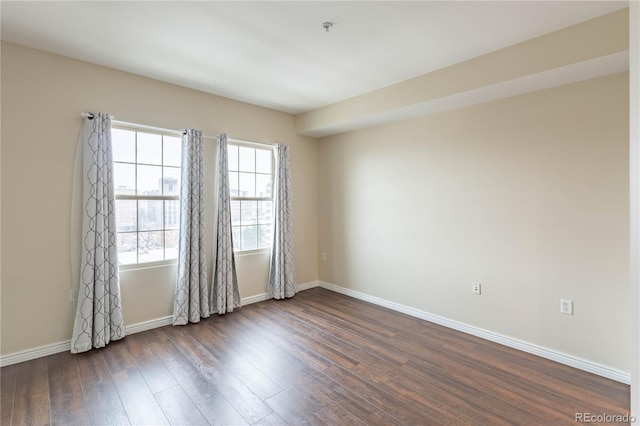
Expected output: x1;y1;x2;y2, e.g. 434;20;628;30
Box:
228;143;274;252
111;126;182;265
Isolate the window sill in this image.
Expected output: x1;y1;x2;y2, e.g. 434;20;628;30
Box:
119;259;177;272
234;248;271;257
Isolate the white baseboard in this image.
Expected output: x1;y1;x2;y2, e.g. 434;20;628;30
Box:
0;281;321;367
0;315;173;367
297;280;320;292
0;340;72;367
240;280;319;306
241;293;270;306
318;281;631;384
125;316;173;335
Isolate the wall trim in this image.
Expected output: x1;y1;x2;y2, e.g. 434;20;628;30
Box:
0;340;71;367
240;280;319;306
318;281;631;384
0;281;321;367
125;315;173;335
241;293;270;306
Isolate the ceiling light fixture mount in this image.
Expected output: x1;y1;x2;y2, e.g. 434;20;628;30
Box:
322;22;333;32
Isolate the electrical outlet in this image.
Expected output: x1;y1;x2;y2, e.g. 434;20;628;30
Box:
560;299;573;315
321;253;327;262
70;288;77;303
471;282;481;295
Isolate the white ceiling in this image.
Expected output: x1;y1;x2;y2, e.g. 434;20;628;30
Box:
1;1;628;115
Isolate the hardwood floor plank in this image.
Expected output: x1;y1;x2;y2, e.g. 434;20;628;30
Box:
262;300;412;371
75;350;130;425
1;364;18;426
302;289;630;422
321;364;465;425
11;358;50;426
101;338;136;375
111;366;169;425
403;330;623;414
146;328;248;426
289;293;397;339
185;322;282;400
260;301;402;375
220;310;331;383
164;325;273;424
264;390;323;425
264;297;546;424
252;411;289;426
122;332;178;394
46;352;90;426
249;303;360;371
313;402;368;426
302;370;405;426
202;309;398;425
154;384;208;426
282;300;410;365
1;288;629;425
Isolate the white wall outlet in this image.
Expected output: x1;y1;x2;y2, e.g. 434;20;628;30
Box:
321;253;327;262
471;282;481;295
560;299;573;315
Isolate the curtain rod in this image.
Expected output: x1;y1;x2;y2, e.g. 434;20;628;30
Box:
228;137;276;147
81;112;276;146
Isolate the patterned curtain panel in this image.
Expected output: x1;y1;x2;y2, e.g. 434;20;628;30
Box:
268;144;297;299
211;134;241;314
71;113;126;353
173;129;209;325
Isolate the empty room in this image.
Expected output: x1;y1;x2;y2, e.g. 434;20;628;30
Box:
1;1;639;424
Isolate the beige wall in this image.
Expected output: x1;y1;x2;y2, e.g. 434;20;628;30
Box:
0;42;318;355
318;73;630;371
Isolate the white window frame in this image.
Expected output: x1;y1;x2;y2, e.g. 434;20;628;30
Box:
228;139;275;255
112;122;183;270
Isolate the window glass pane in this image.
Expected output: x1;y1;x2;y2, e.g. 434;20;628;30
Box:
231;200;241;227
228;145;239;171
164;200;179;230
165;230;179;259
232;226;242;250
256;149;272;174
137;165;162;195
162;167;181;196
138;231;164;263
163;136;181;167
115;200;137;232
139;200;163;231
229;172;239;197
137;132;162;165
257;201;272;225
117;233;137;265
241;225;258;251
114;163;136;195
227;142;272;253
239;172;255;197
112;125;183;265
239;147;255;172
258;224;273;249
241;201;257;225
256;174;272;198
112;129;136;163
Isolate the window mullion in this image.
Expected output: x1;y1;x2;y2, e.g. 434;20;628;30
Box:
229;142;273;253
113;126;181;266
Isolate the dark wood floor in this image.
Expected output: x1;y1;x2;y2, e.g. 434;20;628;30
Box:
1;288;630;425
